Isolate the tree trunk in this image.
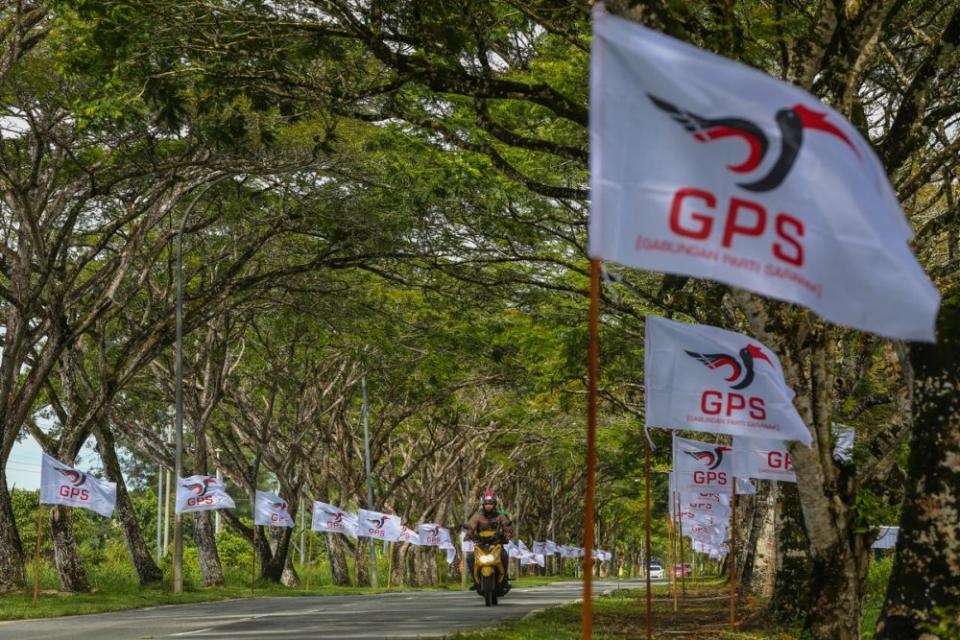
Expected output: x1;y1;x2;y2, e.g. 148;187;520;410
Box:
49;506;90;592
735;492;756;593
752;481;778;598
411;547;436;586
95;426;163;585
741;482;778;598
390;543;407;586
354;537;372;586
0;468;26;592
193;511;225;587
769;483;812;621
326;534;351;586
280;548;299;587
875;291;960;639
261;526;293;583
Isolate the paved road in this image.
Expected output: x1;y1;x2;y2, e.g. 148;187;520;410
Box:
0;579;654;640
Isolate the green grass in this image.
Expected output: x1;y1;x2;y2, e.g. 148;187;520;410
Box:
0;563;574;621
451;580;786;640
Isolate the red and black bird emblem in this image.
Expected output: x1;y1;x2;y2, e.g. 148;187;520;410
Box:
370;515;391;528
54;466;87;486
648;94;861;192
685;343;773;390
185;477;221;497
683;446;730;470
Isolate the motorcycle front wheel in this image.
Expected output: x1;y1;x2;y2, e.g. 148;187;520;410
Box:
482;574;495;607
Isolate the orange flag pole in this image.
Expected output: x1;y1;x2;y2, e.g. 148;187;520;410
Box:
730;480;738;630
644;434;653;640
581;258;600;639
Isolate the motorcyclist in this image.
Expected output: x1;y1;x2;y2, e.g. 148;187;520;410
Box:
464;490;513;592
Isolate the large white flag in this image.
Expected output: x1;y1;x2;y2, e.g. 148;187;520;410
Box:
357;509;402;542
590;7;938;341
417;524;451;547
646;315;811;445
175;475;235;514
733;437;797;483
40;453;116;518
672;434;734;493
254;490;294;527
311;501;358;537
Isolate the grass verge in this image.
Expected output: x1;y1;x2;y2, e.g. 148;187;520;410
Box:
450;579;791;640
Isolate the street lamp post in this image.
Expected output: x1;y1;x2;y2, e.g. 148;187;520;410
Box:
173;177;226;594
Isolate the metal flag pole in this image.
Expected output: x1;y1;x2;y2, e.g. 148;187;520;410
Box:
299;497;306;566
305;531;314;591
156;461;164;565
461;476;470;590
361;375;377;588
251;524;258;594
580;258;600;640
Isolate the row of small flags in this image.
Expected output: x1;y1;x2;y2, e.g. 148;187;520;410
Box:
37;453;610;565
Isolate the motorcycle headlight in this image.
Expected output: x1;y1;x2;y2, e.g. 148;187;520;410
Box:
478;554;496;564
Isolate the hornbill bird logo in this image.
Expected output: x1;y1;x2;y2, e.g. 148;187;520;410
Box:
272;502;288;511
648;94;861;192
370;515;391;528
54;466;87;486
684;446;730;470
685;343;773;390
185;477;221;497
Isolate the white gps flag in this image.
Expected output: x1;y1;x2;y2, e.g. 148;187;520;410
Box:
40;453;116;518
672;434;734;493
175;475;235;514
646;315;811;445
311;501;358;537
733;437;797;483
357;509;402;542
254;491;294;527
417;524;451;547
590;7;938;340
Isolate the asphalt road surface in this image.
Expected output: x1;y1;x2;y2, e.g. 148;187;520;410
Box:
0;578;655;640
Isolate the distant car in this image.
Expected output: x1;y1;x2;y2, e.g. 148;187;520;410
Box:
673;563;692;577
647;563;664;579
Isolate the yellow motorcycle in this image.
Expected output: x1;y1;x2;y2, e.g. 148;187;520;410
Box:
472;529;507;606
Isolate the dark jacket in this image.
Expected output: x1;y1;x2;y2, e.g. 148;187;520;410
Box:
466;509;513;541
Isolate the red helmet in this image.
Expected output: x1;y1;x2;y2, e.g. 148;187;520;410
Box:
481;490;498;506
